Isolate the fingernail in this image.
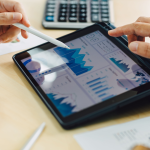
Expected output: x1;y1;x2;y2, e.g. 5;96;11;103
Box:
13;13;22;20
108;30;115;34
129;42;138;53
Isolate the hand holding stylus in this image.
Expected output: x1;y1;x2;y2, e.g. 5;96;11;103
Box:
0;0;30;43
108;16;150;59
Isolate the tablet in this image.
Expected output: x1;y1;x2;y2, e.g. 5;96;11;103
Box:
13;23;150;129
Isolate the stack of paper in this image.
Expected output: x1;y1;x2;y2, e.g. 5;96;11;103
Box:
74;117;150;150
0;33;47;56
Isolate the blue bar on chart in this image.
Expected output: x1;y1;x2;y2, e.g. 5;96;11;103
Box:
95;87;112;94
98;93;107;98
92;84;108;91
102;95;115;101
86;76;107;85
89;81;106;88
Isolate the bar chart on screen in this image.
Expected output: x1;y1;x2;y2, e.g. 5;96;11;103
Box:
77;66;134;103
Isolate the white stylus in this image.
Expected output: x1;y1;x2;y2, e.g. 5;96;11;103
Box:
13;23;70;49
21;122;46;150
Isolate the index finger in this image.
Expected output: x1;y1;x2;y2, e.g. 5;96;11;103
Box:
108;22;150;37
0;0;30;27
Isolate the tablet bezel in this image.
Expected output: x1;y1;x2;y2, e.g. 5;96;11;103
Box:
13;23;150;127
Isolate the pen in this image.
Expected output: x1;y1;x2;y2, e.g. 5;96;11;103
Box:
13;23;70;49
21;122;46;150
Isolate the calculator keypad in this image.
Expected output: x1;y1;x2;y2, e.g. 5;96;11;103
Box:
44;0;111;28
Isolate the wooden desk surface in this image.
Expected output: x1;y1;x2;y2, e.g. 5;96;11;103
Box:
1;0;150;149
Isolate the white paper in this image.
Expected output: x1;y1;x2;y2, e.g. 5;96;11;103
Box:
74;117;150;150
0;33;47;56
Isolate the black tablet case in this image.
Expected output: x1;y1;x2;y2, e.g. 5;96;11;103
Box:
13;22;150;129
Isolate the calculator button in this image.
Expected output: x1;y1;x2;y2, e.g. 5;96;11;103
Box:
91;5;99;9
101;1;108;5
101;5;108;9
47;1;55;4
70;8;77;13
101;9;109;13
80;9;86;13
70;4;77;8
60;12;67;17
60;8;67;13
47;4;55;8
69;17;77;22
79;17;87;22
80;13;86;17
91;14;99;22
70;13;77;17
91;9;99;13
46;12;54;16
80;1;86;4
60;4;67;8
80;4;86;9
101;18;109;22
46;16;54;22
101;13;109;17
58;16;67;22
91;1;99;5
70;1;78;4
60;1;68;4
47;8;55;12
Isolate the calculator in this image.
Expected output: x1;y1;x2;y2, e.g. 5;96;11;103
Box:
42;0;114;29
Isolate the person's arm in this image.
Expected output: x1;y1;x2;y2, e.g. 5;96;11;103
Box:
0;0;30;43
108;17;150;59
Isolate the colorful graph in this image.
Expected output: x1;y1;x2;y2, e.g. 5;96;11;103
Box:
110;58;130;73
54;47;93;76
47;93;76;117
86;75;115;101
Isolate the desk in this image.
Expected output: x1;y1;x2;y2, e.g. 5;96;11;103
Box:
0;0;150;149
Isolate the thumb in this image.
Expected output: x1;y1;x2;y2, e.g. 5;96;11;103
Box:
129;41;150;58
0;12;22;25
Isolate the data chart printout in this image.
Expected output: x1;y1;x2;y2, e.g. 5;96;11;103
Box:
74;117;150;150
21;30;150;117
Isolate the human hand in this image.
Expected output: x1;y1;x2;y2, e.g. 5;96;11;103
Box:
108;17;150;58
132;145;150;150
0;0;30;43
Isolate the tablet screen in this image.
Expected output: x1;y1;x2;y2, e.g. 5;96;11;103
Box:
21;30;150;117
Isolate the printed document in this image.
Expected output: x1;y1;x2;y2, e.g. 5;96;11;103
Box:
0;33;46;55
74;117;150;150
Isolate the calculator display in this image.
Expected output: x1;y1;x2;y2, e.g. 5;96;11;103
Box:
21;30;150;117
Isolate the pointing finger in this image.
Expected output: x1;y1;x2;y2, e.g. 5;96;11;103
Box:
108;22;150;37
